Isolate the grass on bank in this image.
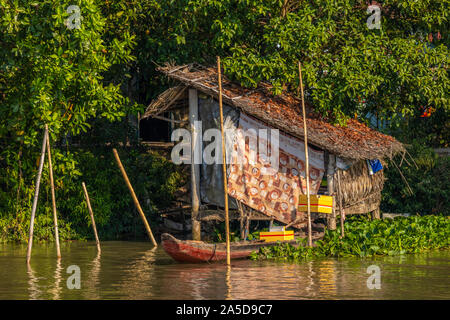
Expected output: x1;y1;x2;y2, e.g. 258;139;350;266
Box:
250;215;450;261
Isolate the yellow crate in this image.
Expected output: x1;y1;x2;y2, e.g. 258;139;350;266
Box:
259;230;294;242
298;195;333;214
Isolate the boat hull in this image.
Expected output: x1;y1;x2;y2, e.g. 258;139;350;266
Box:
161;233;310;263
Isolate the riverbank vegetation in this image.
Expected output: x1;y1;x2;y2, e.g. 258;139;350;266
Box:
1;0;448;242
250;215;450;261
0;147;184;242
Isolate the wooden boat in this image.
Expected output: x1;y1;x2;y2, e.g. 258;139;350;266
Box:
161;232;322;263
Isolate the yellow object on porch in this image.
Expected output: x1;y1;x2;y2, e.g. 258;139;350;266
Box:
298;194;333;214
259;230;295;242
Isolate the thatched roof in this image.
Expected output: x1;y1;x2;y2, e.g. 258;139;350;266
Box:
143;64;404;160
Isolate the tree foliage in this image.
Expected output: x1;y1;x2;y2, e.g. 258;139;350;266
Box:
0;0;135;144
113;0;449;127
0;0;448;241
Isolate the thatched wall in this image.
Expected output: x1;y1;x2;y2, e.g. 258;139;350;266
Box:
335;160;384;214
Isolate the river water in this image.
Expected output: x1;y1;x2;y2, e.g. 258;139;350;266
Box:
0;241;449;300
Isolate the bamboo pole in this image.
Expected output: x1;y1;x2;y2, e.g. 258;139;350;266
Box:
81;182;101;253
46;125;61;259
26;126;48;264
337;170;345;237
112;148;157;247
298;62;313;247
217;56;231;265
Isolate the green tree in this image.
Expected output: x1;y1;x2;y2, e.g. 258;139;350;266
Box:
0;0;136;241
0;0;135;143
103;0;448;127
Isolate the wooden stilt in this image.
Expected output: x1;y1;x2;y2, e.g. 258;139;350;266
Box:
237;200;245;240
337;170;345;237
81;182;101;253
244;210;250;240
189;88;201;241
113;148;157;247
298;62;313;247
372;208;381;220
46;125;61;259
26;126;48;264
326;153;337;230
217;56;231;265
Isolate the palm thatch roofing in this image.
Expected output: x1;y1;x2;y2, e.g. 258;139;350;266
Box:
143;63;404;160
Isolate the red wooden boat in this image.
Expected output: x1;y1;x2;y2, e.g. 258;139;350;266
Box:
161;232;322;263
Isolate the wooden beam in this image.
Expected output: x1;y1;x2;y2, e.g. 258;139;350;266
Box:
236;200;245;240
189;88;201;241
140;141;175;148
372;208;381;220
198;209;272;222
337;170;345;237
327;153;337;230
152;114;187;125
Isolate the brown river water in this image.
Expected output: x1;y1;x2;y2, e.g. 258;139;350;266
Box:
0;241;449;300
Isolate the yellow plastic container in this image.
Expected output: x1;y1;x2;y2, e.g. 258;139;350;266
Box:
298;195;333;214
259;230;294;242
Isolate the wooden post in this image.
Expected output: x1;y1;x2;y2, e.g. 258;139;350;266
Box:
217;56;231;265
236;200;245;240
189;88;201;241
26;126;48;264
245;211;250;240
46;125;61;259
112;148;157;247
326;153;337;230
337;170;345;237
372;208;381;220
82;182;101;253
299;62;313;247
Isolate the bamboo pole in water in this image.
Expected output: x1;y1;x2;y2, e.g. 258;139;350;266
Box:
298;62;313;247
26;126;48;264
112;148;157;247
82;182;101;253
217;56;231;265
46;125;61;259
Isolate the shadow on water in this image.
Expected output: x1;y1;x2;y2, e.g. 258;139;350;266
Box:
1;241;449;299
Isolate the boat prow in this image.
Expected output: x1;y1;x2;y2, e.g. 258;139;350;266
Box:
161;232;322;263
161;233;252;263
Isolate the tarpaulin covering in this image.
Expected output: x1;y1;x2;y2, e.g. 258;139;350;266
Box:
227;113;325;225
198;97;238;209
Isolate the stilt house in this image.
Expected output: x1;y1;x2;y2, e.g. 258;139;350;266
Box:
141;64;404;240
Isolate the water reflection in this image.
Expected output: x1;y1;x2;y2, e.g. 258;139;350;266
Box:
51;259;63;300
27;264;40;300
1;242;448;300
225;265;232;300
118;247;157;299
317;260;337;297
84;251;101;300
